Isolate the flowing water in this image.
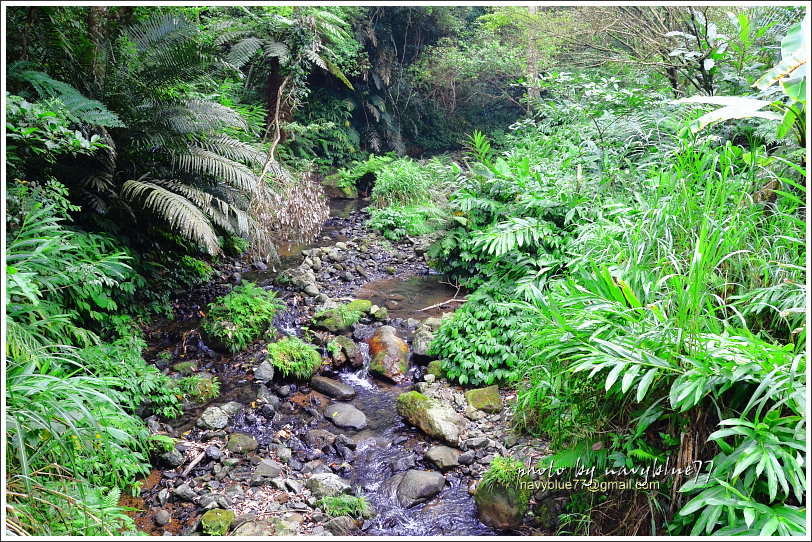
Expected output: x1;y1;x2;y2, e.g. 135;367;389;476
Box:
135;197;497;535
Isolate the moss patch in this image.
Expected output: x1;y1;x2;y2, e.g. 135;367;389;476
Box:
200;508;235;536
464;385;502;413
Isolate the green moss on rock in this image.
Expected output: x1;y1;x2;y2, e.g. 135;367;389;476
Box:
201;508;235;536
464;385;502;413
426;360;445;379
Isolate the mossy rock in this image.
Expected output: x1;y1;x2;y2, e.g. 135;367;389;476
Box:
475;480;528;530
172;361;198;374
200;508;235;536
464;385;502;413
396;391;465;445
333;335;359;359
323;174;359;199
346;299;372;314
312;308;360;334
226;432;258;453
426;360;445;379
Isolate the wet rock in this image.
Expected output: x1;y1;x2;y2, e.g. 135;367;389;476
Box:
258;403;276;419
220;401;243;417
394;470;446;508
311;376;356;400
276;446;292;463
254;360;275;383
411;327;435;359
335;434;356;450
277;265;316;290
325;516;357;535
197;406;228;430
305;473;352;498
324;402;368;430
172;483;197;502
475;480;529;530
464;385;502;413
254;458;282;478
159;449;184;468
368;326;409;383
157;488;170;506
304;428;337;450
303;283;320;297
462;437;490;450
333;335;361;367
425;445;461;471
226;433;259;454
200;509;235;536
424;374;436;383
154;510;171;526
396;391;466;446
426;359;445;380
423;317;443;332
277;385;291;397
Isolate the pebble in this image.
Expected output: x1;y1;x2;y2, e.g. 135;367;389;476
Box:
154;510;171;526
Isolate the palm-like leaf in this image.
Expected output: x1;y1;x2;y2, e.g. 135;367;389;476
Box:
121;179;220;254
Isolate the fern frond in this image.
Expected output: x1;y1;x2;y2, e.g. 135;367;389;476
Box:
226;37;263;68
8;64;124;127
152;180;251;236
473;217;556;257
262;41;290;63
172;146;258;190
194;135;263;166
121;179;220;254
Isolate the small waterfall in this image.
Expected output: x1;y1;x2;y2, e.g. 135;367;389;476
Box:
339;342;374;390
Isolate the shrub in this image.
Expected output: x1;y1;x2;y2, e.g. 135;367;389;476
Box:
201;282;284;353
428;283;534;386
371;157;439;207
177;375;221;403
266;337;322;380
367;204;448;241
317;493;373;519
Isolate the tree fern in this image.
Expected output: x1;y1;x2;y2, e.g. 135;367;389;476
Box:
8;63;124;127
121;179;220;254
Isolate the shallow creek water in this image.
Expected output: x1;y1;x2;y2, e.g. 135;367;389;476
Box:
130;197;497;535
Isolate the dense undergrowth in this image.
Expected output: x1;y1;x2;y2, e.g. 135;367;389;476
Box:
4;4;807;537
364;13;807;537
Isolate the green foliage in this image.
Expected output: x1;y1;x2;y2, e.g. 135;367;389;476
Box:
428;284;534;386
317;492;373;519
265;337;322;380
479;455;531;507
329;153;396;194
367;204;447;241
147;434;177;455
370;157;441;207
177;375;221;404
201;282;283;353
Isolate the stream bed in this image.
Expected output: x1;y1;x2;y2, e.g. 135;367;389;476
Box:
125;197;550;536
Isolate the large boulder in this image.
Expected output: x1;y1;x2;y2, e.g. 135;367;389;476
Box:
424;445;461;471
475;481;528;530
393;470;446;508
464;385;502;413
395;391;465;446
311;376;356;400
368;326;409;383
305;473;352;499
324;403;368;430
197;406;228;430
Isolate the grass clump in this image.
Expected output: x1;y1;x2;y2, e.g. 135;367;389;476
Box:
317;493;373;519
266;336;322;380
177;375;221;403
479;455;531;507
201;282;283;353
312;303;364;333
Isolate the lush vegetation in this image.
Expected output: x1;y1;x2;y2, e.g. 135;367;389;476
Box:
265;337;322;380
317;493;373;519
5;4;807;537
201;282;283;353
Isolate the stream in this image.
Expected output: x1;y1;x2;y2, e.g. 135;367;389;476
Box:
125;197;547;536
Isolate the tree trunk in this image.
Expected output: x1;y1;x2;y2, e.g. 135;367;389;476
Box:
87;6;108;86
526;6;541;109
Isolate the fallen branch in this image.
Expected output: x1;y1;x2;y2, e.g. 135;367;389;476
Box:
181;450;206;477
419;298;466;312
